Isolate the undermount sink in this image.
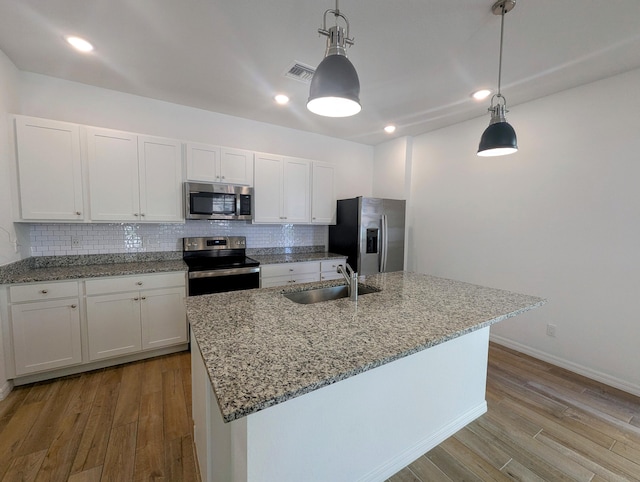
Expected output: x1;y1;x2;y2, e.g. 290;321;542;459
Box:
283;284;381;304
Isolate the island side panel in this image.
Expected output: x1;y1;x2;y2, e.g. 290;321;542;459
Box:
243;327;490;482
192;329;248;482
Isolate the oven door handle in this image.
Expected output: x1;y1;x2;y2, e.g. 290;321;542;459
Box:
188;266;260;279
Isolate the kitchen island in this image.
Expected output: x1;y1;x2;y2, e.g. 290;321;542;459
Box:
188;271;545;482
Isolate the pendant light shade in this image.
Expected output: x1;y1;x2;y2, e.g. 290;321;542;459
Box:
477;102;518;157
308;55;361;117
477;0;518;157
307;1;361;117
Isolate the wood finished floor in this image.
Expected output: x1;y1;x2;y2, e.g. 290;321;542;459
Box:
1;343;639;481
0;352;197;482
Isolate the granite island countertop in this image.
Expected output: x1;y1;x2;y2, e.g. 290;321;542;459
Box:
188;271;546;423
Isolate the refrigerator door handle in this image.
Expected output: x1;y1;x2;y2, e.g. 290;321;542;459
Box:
381;214;388;272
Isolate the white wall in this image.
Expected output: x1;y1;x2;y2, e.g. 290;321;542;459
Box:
0;49;21;398
17;73;374;201
408;68;640;396
372;136;411;200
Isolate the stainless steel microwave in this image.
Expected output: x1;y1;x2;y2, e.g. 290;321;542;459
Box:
185;182;253;220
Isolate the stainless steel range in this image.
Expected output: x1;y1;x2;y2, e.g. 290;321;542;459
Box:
182;236;260;296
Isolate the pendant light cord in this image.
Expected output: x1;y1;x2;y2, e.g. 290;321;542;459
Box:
497;4;505;97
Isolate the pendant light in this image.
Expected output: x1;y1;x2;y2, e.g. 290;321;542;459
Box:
307;0;361;117
477;0;518;157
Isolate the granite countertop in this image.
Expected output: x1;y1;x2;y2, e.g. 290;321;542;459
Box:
250;251;346;265
188;271;545;423
0;253;186;284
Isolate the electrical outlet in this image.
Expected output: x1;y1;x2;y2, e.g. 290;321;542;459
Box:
71;237;80;248
546;323;557;337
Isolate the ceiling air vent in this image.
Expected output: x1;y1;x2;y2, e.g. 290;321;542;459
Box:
284;62;315;84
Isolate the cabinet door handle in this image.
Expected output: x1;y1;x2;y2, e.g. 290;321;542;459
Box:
134;297;140;301
141;296;146;300
221;176;225;179
71;304;77;309
136;281;143;285
76;211;82;215
140;213;145;217
40;289;48;294
134;213;139;217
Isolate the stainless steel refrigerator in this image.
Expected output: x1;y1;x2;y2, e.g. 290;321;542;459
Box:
329;197;406;275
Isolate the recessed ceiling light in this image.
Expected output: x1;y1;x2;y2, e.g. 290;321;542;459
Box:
65;36;94;53
274;94;290;105
384;125;396;134
472;89;492;101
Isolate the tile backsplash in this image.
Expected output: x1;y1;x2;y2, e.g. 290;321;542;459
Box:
29;221;328;257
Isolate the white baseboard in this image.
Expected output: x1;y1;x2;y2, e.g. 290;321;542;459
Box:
0;379;14;400
490;334;640;398
359;402;488;482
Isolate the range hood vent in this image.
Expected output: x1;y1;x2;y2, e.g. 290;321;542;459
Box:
284;62;316;84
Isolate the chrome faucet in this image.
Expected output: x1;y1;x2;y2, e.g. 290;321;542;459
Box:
337;263;358;301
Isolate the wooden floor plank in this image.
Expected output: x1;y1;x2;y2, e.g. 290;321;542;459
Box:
67;466;103;482
100;421;138;482
1;448;47;482
535;430;630;481
70;368;122;474
407;454;453;481
0;400;45;480
112;362;143;427
34;410;91;482
162;369;190;442
133;389;165;481
386;467;423;482
441;434;510;481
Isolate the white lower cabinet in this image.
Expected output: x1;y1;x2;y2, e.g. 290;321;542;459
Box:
141;287;187;350
320;259;347;281
3;271;187;380
86;273;187;361
260;260;347;288
86;292;142;360
11;297;82;376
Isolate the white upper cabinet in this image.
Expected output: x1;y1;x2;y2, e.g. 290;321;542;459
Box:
138;136;183;222
87;127;140;222
253;153;310;223
283;157;311;223
220;147;253;185
253;153;284;223
14;116;85;221
186;142;220;182
186;143;253;186
311;161;336;224
87;127;183;222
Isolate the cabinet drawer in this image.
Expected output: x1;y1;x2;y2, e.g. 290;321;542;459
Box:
320;272;344;281
10;281;79;303
86;272;185;295
320;259;346;273
261;262;320;278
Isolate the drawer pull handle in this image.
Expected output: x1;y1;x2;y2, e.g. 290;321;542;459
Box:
41;289;48;294
137;281;143;285
134;297;140;301
71;304;77;309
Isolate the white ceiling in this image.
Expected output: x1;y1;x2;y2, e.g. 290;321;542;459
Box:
1;0;639;146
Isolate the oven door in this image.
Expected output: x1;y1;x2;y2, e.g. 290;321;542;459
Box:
187;266;260;296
